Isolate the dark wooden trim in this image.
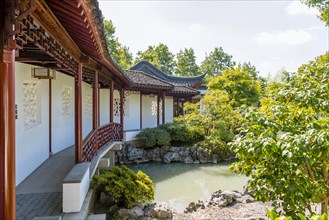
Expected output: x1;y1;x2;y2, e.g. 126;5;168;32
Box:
75;63;83;163
162;92;165;124
109;80;114;123
140;93;142;129
49;78;52;155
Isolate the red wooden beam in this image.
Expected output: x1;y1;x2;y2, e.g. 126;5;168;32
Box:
0;0;16;218
75;63;83;163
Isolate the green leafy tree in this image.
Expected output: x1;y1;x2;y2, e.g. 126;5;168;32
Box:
103;19;133;69
230;52;329;217
135;43;176;74
207;67;262;108
200;47;236;79
175;48;200;76
302;0;329;26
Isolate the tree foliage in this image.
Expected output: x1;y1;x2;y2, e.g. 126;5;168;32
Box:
200;47;236;79
175;48;200;76
302;0;329;26
230;52;329;217
103;19;133;69
207;67;262;108
135;43;176;75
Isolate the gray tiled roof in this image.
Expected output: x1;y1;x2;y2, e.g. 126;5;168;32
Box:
130;61;206;88
124;70;174;90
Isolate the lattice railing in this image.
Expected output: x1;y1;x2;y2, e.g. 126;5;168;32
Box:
82;130;98;162
82;123;122;162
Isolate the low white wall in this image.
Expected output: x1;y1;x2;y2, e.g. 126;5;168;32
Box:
142;95;157;129
82;82;92;139
124;92;140;131
165;96;174;123
52;72;74;154
99;89;110;126
15;62;50;185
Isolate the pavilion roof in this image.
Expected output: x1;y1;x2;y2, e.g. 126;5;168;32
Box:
124;70;174;90
130;61;206;88
124;70;200;96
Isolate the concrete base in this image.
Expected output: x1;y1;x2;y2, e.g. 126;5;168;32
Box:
63;163;90;213
87;214;106;220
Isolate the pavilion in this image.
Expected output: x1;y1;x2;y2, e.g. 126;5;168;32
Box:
0;0;204;219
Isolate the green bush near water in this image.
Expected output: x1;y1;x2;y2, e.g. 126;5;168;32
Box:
136;127;171;148
90;166;154;209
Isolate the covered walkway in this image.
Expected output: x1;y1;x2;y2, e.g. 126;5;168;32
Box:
16;147;75;220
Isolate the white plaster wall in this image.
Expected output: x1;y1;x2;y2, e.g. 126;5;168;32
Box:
52;72;74;154
114;90;120;124
82;82;92;139
99;89;110;126
124;92;140;131
142;95;157;129
165;97;174;123
15;62;49;185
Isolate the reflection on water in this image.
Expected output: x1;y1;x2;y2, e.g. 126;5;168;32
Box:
128;162;248;212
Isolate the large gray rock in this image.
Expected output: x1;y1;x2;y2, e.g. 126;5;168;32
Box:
196;147;208;163
127;146;145;162
146;147;161;161
211;154;218;164
169;146;180;153
117;206;144;220
209;190;243;207
163;152;182;163
182;156;194;164
179;147;190;157
144;202;173;219
160;145;170;157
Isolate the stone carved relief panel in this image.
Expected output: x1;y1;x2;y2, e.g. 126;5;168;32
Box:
23;81;41;129
85;92;92;117
62;86;72;116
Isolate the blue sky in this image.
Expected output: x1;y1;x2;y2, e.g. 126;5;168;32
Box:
99;0;328;77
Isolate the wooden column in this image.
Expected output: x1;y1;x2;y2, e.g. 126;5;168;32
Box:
120;87;124;138
109;80;114;123
162;91;165;124
157;95;160;125
0;0;16;218
92;71;99;130
140;93;143;129
75;63;83;163
49;78;52;156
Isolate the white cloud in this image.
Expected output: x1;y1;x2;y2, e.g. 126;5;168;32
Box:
285;1;319;16
256;29;312;46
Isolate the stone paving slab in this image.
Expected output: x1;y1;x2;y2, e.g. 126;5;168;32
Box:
16;192;62;220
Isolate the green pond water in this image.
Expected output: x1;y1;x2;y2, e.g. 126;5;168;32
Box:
128;162;249;212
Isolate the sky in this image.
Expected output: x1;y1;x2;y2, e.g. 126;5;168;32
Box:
98;0;328;77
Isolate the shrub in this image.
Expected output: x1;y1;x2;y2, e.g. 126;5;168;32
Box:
137;128;171;148
158;122;200;144
90;166;154;209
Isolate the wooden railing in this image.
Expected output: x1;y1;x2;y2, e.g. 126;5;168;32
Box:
82;122;122;162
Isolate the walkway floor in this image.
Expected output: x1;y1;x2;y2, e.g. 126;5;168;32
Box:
16;147;75;220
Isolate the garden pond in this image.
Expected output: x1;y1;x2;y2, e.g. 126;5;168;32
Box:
128;161;249;212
